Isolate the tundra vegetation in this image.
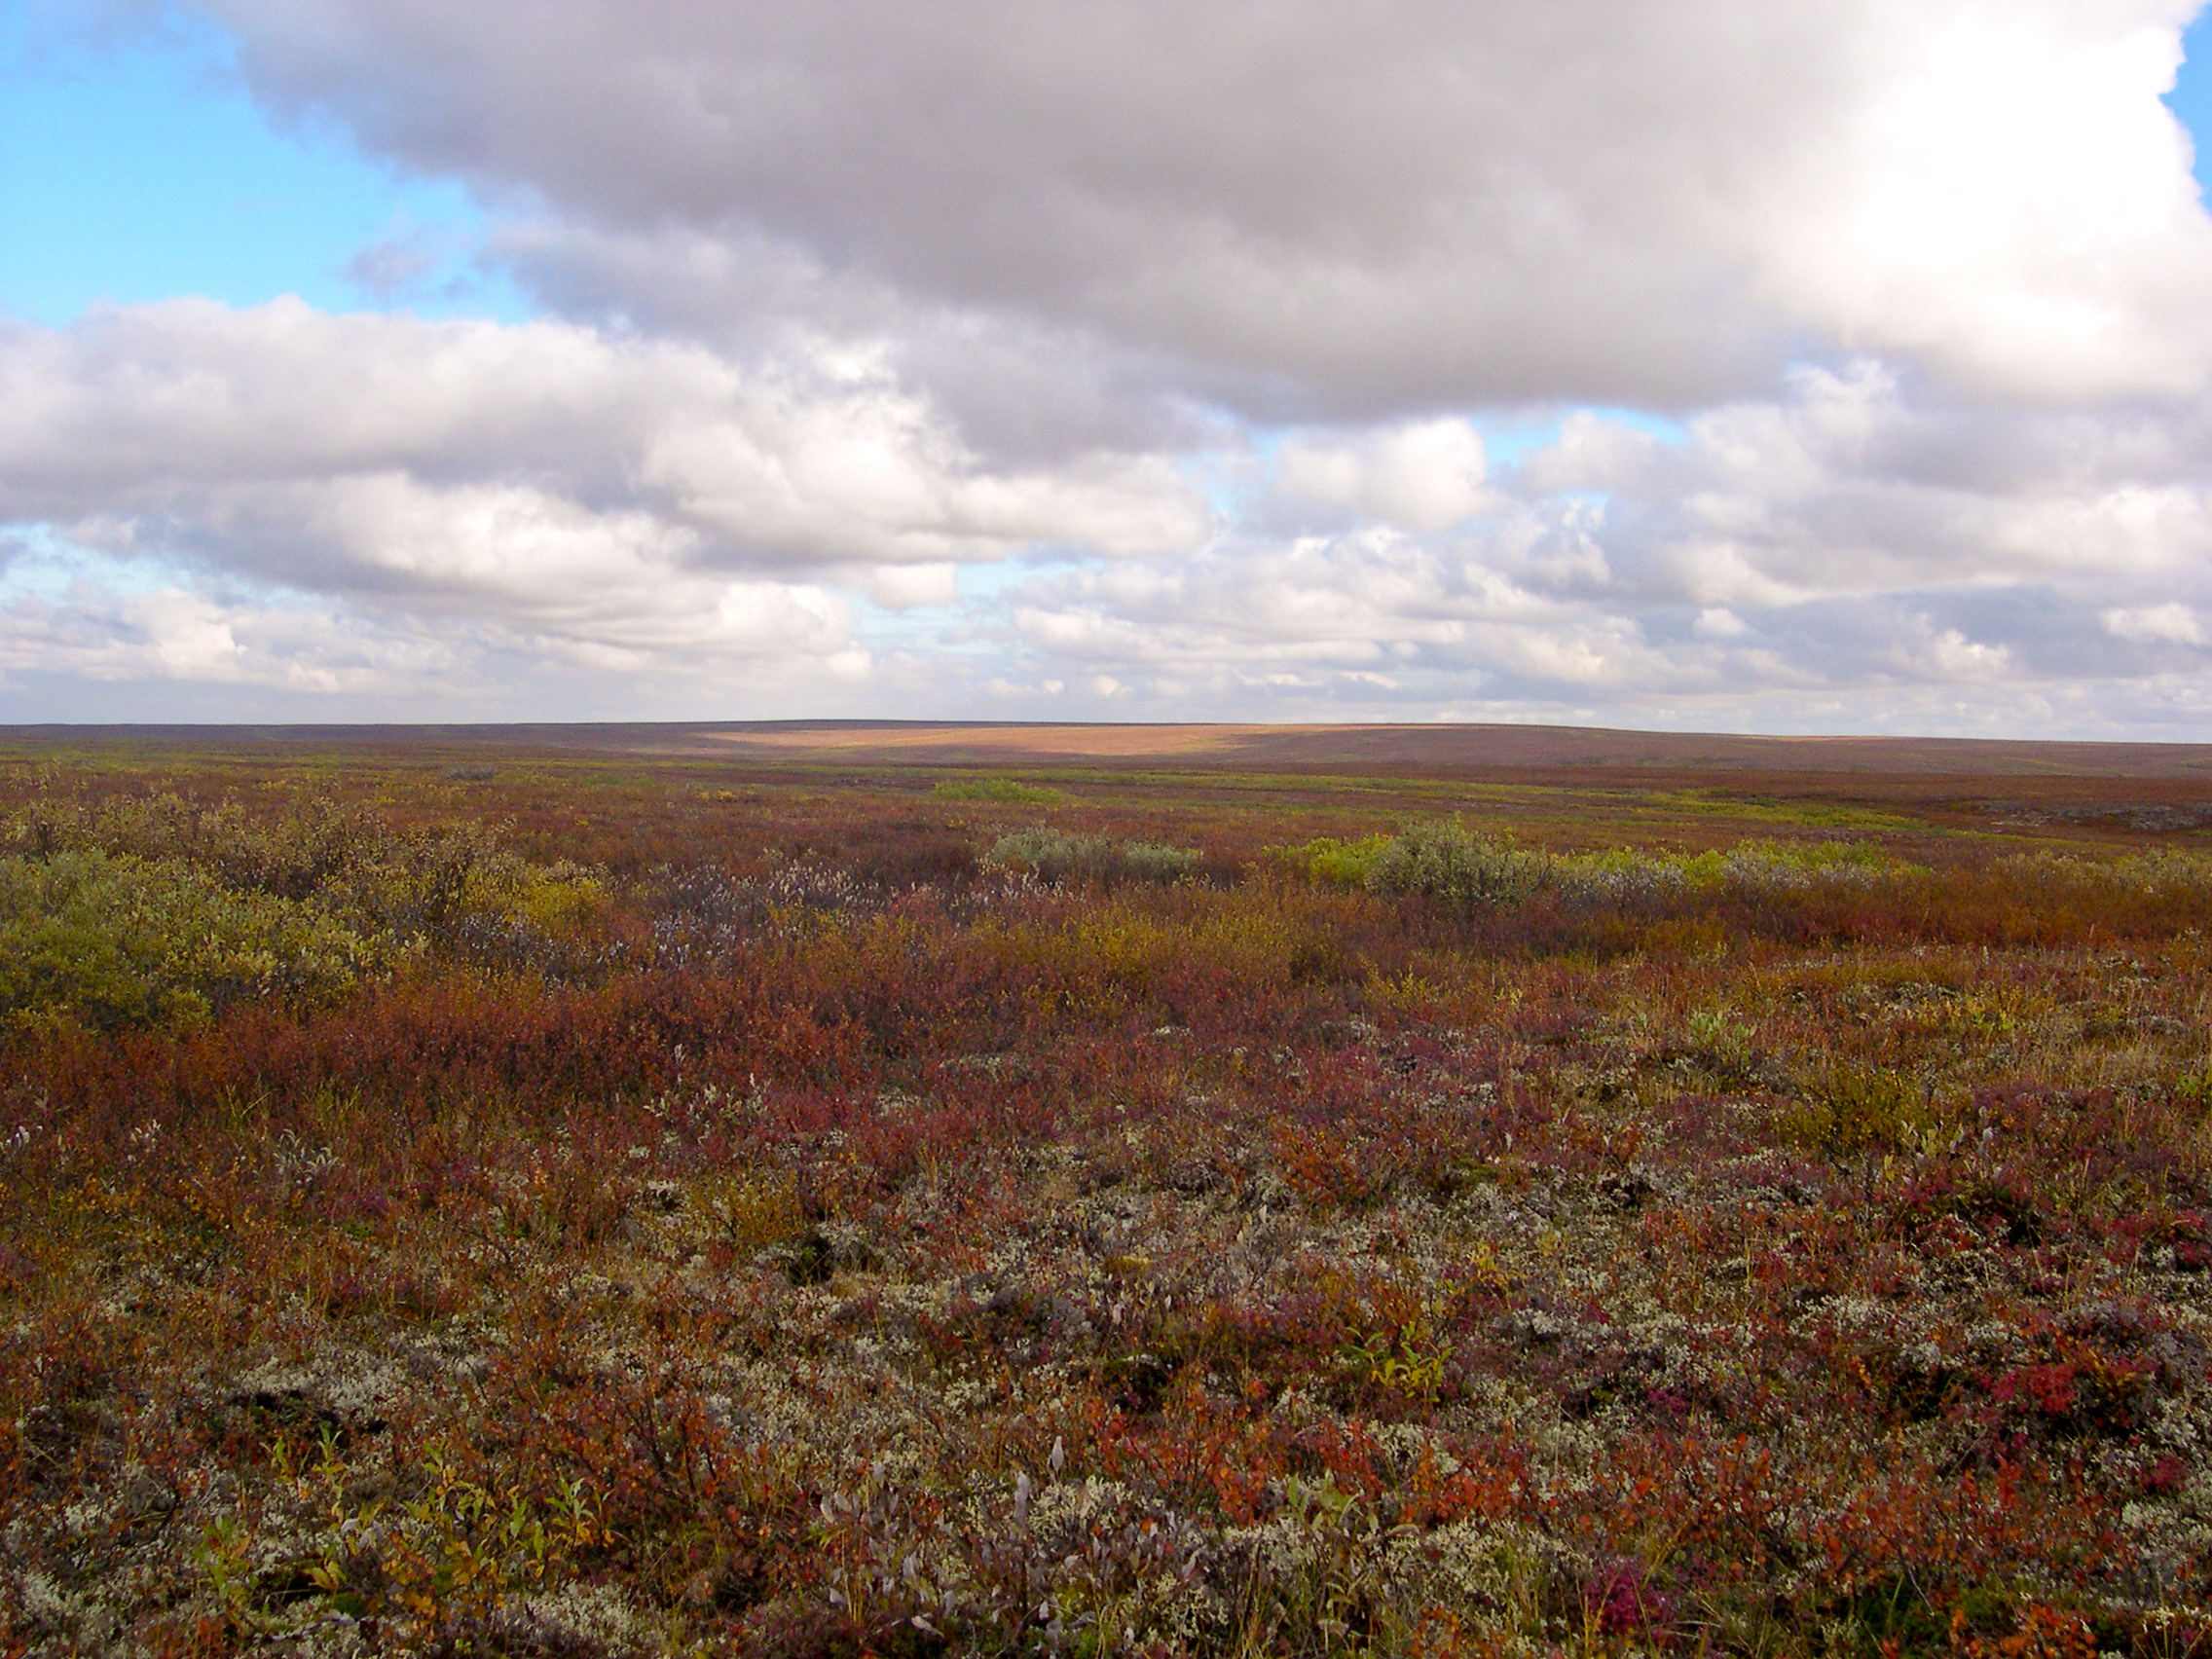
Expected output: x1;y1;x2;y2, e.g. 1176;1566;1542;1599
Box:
4;732;2212;1658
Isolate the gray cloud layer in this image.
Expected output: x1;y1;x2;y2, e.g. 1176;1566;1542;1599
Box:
8;0;2212;729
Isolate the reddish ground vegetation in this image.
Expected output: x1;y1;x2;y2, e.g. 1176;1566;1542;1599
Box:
3;729;2212;1657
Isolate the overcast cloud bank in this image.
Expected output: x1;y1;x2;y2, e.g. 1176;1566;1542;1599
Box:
6;0;2212;731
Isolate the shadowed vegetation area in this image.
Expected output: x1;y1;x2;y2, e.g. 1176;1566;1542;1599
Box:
4;728;2212;1656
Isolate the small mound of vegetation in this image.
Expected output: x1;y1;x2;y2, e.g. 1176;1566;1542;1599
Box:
1292;820;1552;908
985;826;1199;884
1293;823;1925;913
933;776;1068;805
1291;832;1395;887
1364;819;1551;910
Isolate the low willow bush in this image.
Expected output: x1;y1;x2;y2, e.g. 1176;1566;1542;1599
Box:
932;776;1068;805
1294;823;1924;912
0;793;612;1028
1295;832;1394;887
0;849;374;1029
986;827;1199;885
1364;819;1550;910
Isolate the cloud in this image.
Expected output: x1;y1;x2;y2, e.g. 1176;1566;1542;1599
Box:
1276;421;1499;533
977;357;2212;725
2106;601;2208;644
338;228;441;302
12;1;2212;731
171;0;2212;413
0;299;1208;692
0;299;1206;565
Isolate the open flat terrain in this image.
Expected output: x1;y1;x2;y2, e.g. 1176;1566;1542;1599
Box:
6;721;2212;1656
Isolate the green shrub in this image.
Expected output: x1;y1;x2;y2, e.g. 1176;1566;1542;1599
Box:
1120;842;1201;884
1999;847;2212;895
1554;846;1694;903
1782;1065;1952;1154
1365;820;1550;911
1550;837;1918;903
1292;833;1394;888
0;793;615;1004
984;828;1198;885
932;777;1068;805
985;827;1117;882
0;850;375;1030
1714;838;1905;888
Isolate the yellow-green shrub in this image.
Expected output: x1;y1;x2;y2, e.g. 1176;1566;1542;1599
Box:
1292;833;1394;887
0;850;374;1030
933;777;1067;805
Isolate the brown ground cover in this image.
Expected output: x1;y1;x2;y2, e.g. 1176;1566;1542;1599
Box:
4;723;2212;1657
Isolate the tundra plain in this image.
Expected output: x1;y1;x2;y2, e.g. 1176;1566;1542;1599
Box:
5;722;2212;1658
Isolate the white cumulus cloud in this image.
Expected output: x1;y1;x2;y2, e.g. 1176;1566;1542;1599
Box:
11;0;2212;730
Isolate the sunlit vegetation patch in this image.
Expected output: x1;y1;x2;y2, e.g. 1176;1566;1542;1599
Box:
4;749;2212;1655
986;825;1202;885
0;791;613;1030
933;776;1070;805
1293;819;1923;913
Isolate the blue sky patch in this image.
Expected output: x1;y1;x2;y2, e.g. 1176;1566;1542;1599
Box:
0;3;525;324
2166;5;2212;197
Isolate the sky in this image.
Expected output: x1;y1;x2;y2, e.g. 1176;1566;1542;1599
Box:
6;2;2212;734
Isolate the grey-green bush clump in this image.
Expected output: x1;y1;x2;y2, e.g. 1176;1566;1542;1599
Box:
1293;822;1924;910
1363;819;1550;910
986;827;1199;884
1119;841;1203;883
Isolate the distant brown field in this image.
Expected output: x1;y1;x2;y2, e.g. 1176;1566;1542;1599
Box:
18;716;2212;782
681;717;2212;787
679;719;2212;778
702;721;1273;758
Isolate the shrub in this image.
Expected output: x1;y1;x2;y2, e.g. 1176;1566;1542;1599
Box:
0;849;374;1029
933;777;1068;805
1549;837;1916;903
1292;834;1394;888
1364;820;1550;910
1782;1064;1953;1154
984;828;1198;884
1554;846;1694;904
1715;838;1907;888
1120;841;1201;884
985;827;1117;882
0;793;618;1001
